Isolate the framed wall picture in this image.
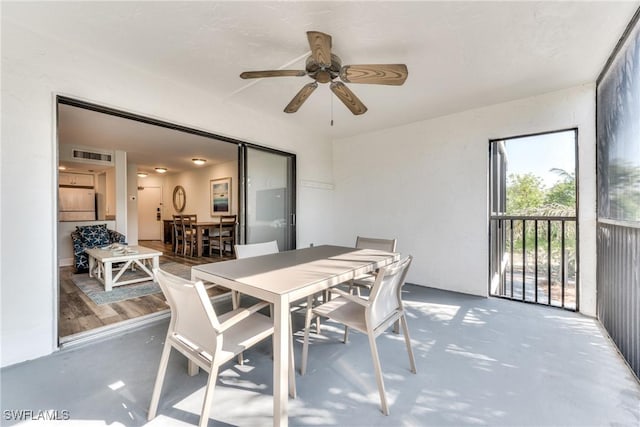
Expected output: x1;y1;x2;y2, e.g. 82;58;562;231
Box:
210;177;231;216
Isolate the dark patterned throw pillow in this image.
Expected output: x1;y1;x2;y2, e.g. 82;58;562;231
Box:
77;224;110;247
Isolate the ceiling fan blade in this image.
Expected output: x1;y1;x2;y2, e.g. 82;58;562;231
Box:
240;70;306;79
284;82;318;113
339;64;408;85
330;81;367;115
307;31;332;67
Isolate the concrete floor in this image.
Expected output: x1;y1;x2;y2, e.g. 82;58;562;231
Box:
2;286;639;426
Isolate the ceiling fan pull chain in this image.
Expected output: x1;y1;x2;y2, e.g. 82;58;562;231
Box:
331;93;334;126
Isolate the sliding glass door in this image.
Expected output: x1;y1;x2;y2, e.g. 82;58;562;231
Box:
240;146;296;250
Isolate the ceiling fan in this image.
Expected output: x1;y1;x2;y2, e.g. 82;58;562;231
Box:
239;31;408;115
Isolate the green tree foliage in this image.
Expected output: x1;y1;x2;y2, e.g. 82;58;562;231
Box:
506;169;576;215
506;173;545;214
544;168;576;215
503;168;578;279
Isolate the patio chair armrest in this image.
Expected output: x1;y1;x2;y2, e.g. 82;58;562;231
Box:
215;301;271;333
331;288;370;306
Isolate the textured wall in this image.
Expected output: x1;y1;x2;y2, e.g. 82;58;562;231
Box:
1;21;333;367
333;85;597;314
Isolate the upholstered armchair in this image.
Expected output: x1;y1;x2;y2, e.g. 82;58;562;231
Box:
71;224;126;273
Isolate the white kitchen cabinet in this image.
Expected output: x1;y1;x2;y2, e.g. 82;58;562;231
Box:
59;172;94;187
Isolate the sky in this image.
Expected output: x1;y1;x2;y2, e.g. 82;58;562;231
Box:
504;130;576;188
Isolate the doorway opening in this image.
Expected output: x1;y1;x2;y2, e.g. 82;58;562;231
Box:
489;129;578;310
138;186;162;241
56;97;296;343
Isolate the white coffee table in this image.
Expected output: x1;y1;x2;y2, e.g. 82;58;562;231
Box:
85;245;163;291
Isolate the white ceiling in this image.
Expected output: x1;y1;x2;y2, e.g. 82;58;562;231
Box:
58;104;238;174
6;1;640;157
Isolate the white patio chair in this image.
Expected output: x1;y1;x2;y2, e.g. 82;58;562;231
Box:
148;268;276;427
232;241;280;364
343;236;399;340
234;240;279;259
232;240;279;308
348;236;398;295
235;240;323;372
300;256;416;415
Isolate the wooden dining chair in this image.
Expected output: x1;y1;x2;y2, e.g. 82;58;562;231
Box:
181;214;198;257
300;256;416;415
172;215;185;255
148;268;275;427
210;215;236;257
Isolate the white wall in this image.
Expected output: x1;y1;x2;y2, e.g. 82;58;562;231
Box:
0;20;334;367
332;85;597;316
105;168;116;219
162;160;239;220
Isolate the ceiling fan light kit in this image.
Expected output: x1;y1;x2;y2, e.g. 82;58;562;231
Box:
240;31;408;116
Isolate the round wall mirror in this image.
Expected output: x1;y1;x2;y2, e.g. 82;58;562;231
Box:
172;185;186;212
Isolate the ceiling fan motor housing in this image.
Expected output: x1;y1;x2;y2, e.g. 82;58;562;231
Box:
306;54;342;83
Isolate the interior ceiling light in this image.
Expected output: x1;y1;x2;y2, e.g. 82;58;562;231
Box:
155;167;167;173
137;172;148;178
192;158;207;166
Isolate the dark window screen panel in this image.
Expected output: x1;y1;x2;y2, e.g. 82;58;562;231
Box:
597;19;640;222
596;10;640;382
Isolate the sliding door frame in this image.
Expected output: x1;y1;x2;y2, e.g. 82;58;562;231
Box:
487;127;580;311
238;144;297;249
55;95;297;346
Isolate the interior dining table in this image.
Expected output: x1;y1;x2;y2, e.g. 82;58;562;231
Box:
190;244;400;427
164;217;238;257
195;218;237;257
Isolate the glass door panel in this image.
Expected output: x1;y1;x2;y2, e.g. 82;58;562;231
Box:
243;147;296;250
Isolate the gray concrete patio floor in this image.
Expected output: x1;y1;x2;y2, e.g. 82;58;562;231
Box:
2;285;639;426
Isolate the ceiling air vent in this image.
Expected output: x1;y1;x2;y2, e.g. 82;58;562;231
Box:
70;148;114;165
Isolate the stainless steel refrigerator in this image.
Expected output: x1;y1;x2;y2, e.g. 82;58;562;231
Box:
59;187;96;221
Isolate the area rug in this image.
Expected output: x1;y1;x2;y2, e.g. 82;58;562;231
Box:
70;262;190;305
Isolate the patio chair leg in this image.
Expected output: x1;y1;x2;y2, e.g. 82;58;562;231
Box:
313;294;321;334
188;360;200;376
198;365;219;427
148;341;172;420
231;290;242;310
367;332;389;415
343;325;349;343
400;314;417;374
231;290;245;365
300;295;314;375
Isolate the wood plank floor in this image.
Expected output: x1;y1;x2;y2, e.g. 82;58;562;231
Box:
58;240;234;338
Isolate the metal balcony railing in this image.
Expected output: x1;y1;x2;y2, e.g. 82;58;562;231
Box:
490;215;578;310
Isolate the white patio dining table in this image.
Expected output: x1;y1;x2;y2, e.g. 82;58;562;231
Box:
190;244;400;427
